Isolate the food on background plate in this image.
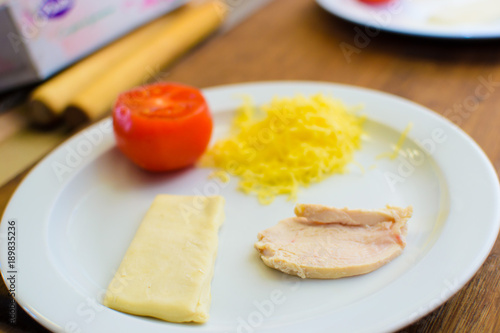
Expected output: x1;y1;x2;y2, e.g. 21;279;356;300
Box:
201;94;364;204
113;82;213;172
103;195;225;323
255;204;412;279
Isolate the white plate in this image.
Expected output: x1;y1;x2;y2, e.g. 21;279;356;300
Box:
317;0;500;39
1;81;499;333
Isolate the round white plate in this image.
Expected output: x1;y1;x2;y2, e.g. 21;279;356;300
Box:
1;82;499;333
317;0;500;39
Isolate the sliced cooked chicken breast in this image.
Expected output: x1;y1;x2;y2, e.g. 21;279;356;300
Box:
255;205;413;279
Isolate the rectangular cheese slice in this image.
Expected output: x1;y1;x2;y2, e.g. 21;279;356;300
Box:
103;194;225;323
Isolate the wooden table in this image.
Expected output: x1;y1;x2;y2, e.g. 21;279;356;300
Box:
1;0;500;332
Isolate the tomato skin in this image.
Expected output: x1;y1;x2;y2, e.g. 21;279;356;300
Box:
112;82;213;172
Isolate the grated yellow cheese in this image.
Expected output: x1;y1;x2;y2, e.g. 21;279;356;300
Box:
200;94;364;204
208;170;231;183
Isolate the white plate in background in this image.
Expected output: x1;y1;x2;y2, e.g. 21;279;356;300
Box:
1;81;499;333
317;0;500;39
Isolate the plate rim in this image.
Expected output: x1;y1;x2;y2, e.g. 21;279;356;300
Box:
316;0;500;40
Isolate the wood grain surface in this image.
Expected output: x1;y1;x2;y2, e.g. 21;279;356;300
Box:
1;0;500;332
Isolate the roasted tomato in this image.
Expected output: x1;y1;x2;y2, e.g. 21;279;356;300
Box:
112;82;213;172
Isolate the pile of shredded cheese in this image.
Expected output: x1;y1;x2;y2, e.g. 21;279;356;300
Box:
200;94;365;204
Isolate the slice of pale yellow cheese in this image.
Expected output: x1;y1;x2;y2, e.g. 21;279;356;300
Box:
103;194;225;323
